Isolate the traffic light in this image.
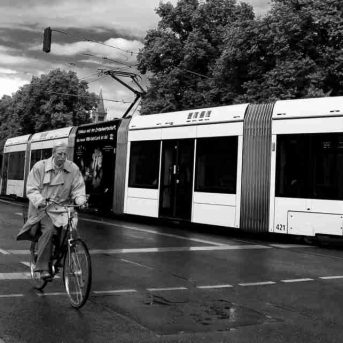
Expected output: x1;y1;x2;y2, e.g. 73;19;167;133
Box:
43;27;52;53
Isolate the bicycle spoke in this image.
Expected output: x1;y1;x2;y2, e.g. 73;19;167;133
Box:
63;239;92;308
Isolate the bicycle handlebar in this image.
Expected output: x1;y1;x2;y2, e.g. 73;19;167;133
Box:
44;198;87;208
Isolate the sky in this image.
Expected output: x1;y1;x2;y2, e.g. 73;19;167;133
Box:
0;0;271;120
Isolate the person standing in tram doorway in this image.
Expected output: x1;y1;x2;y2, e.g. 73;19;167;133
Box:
16;142;86;280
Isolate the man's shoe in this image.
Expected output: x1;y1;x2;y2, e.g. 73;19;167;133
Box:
40;271;52;280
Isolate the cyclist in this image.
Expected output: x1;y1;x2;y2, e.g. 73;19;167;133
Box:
17;142;86;280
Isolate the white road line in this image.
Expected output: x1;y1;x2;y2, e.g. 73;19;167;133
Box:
37;292;66;297
15;212;23;216
6;244;270;255
319;275;343;280
147;287;188;292
0;294;24;298
197;284;233;289
6;250;30;255
0;249;10;255
89;245;270;255
20;262;30;267
269;244;312;248
81;217;226;246
120;258;153;269
93;289;137;295
239;281;276;286
0;272;31;280
281;278;314;283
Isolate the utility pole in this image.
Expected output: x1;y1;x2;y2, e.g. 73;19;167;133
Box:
98;69;145;118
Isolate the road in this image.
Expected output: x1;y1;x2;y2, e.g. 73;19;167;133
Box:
0;198;343;343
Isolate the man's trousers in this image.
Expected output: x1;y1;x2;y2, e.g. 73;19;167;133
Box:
34;216;56;272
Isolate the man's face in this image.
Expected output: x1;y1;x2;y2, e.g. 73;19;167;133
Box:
53;147;67;167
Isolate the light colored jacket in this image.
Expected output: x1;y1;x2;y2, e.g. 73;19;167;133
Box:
17;156;86;241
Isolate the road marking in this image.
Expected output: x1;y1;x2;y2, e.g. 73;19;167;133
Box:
20;261;30;267
281;278;314;283
239;281;276;286
269;244;312;248
37;292;66;297
120;258;153;269
93;289;137;295
0;274;343;299
15;212;23;216
319;275;343;280
0;272;31;280
0;294;24;298
6;250;29;255
0;249;10;255
197;284;233;289
89;245;271;254
5;244;270;256
81;217;227;246
147;287;188;292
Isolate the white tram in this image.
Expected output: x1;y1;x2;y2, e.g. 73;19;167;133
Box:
270;97;343;236
124;104;247;228
1;96;343;238
1;134;31;197
29;126;75;169
0;127;75;198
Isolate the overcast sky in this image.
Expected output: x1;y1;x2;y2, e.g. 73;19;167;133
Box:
0;0;270;119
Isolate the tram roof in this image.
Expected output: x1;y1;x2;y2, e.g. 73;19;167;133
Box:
273;96;343;119
31;127;73;142
129;103;248;130
4;134;31;147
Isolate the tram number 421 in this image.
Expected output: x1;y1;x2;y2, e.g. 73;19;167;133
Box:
275;224;287;232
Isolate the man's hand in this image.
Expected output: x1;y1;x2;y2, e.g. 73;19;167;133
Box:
37;200;47;209
79;202;88;209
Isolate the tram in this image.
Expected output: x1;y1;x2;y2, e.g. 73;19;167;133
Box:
1;96;343;238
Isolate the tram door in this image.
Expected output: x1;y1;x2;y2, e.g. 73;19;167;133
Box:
0;154;9;195
159;139;194;220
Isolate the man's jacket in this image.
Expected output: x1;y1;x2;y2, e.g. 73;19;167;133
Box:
17;157;86;241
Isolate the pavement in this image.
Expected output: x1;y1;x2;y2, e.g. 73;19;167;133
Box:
1;198;343;342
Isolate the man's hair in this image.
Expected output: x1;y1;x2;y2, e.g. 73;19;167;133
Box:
52;141;68;153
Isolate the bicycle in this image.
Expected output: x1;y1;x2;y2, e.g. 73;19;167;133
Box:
29;199;92;309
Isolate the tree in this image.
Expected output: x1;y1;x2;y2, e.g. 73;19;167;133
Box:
216;0;343;102
0;95;19;153
138;0;343;112
10;69;98;134
137;0;255;114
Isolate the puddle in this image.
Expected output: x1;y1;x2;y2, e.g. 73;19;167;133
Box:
98;292;279;335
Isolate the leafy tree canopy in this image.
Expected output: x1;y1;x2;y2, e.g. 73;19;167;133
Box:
138;0;254;114
138;0;343;113
0;69;98;151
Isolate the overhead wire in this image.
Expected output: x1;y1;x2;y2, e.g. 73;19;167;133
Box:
52;29;140;56
49;91;133;104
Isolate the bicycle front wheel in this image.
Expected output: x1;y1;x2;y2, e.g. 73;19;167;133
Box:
63;239;92;309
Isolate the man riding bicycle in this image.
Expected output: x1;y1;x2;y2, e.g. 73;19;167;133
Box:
17;142;86;280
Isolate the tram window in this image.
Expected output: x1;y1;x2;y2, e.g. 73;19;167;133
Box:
129;141;160;189
312;134;343;200
195;136;238;194
276;135;309;198
42;148;52;159
8;151;25;180
30;150;41;169
276;133;343;200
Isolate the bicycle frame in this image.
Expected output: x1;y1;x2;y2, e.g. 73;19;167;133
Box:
47;202;81;276
30;199;92;308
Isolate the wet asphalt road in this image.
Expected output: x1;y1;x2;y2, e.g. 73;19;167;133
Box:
1;198;343;343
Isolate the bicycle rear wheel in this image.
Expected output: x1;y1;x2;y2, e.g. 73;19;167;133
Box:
29;241;48;290
63;239;92;309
